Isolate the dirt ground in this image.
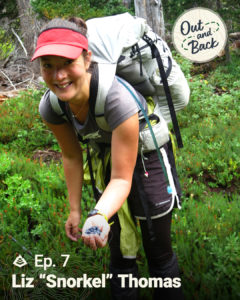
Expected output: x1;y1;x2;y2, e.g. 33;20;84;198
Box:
31;149;62;164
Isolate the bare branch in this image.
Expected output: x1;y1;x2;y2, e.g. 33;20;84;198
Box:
26;73;35;88
14;78;32;87
11;28;28;58
0;70;17;90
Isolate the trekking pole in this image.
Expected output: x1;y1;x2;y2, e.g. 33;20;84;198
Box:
8;234;34;257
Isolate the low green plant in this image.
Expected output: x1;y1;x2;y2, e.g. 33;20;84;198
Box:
0;89;58;154
177;117;240;190
0;151;13;180
2;174;40;212
172;193;240;300
0;47;239;300
175;52;240;191
0;152;110;298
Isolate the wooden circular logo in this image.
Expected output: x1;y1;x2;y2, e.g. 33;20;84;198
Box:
172;7;227;63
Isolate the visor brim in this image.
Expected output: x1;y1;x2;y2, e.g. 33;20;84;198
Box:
31;44;84;61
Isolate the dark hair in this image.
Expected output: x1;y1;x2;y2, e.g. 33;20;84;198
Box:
68;17;87;35
40;17;87;37
68;17;95;71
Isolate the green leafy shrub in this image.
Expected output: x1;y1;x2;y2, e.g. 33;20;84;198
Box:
0;47;239;299
176;52;240;191
0;0;18;19
172;193;240;300
178;117;240;190
0;151;13;180
0;28;14;60
0;89;58;154
31;0;131;20
0;152;110;299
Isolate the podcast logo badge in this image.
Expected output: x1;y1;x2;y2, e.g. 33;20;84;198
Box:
13;255;28;268
172;7;227;63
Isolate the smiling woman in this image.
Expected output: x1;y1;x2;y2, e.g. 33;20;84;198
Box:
40;55;92;118
31;17;185;299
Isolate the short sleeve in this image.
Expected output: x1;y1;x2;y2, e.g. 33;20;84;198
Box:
105;78;143;130
39;90;67;125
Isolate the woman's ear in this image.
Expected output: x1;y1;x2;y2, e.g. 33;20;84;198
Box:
85;50;92;70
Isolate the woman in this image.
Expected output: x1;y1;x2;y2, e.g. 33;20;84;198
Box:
32;17;185;300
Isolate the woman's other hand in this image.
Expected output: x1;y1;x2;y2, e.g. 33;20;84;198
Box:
65;210;82;241
81;215;110;250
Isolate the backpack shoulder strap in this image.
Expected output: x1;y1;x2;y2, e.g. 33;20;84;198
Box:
91;63;115;132
49;90;68;120
142;34;183;148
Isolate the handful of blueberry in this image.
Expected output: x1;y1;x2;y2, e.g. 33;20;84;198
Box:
85;226;101;235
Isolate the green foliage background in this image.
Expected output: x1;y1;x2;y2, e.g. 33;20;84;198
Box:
0;51;239;299
0;29;15;60
0;1;240;299
162;0;240;32
30;0;132;20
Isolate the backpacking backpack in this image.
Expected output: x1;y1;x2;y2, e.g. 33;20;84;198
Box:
86;12;190;148
49;13;190;149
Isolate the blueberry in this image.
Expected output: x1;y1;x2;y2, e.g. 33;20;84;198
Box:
86;226;101;235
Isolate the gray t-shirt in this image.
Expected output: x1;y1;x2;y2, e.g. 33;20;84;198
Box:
39;71;147;144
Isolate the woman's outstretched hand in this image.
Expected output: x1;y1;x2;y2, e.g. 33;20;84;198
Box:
65;210;82;242
81;215;110;250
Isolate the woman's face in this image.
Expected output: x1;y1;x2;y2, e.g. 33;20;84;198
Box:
40;52;91;103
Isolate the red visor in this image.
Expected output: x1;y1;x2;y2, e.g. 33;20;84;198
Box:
31;28;88;61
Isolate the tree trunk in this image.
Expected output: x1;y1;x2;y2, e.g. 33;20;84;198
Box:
122;0;132;9
16;0;40;75
224;22;231;64
215;0;231;63
134;0;165;39
216;0;222;10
